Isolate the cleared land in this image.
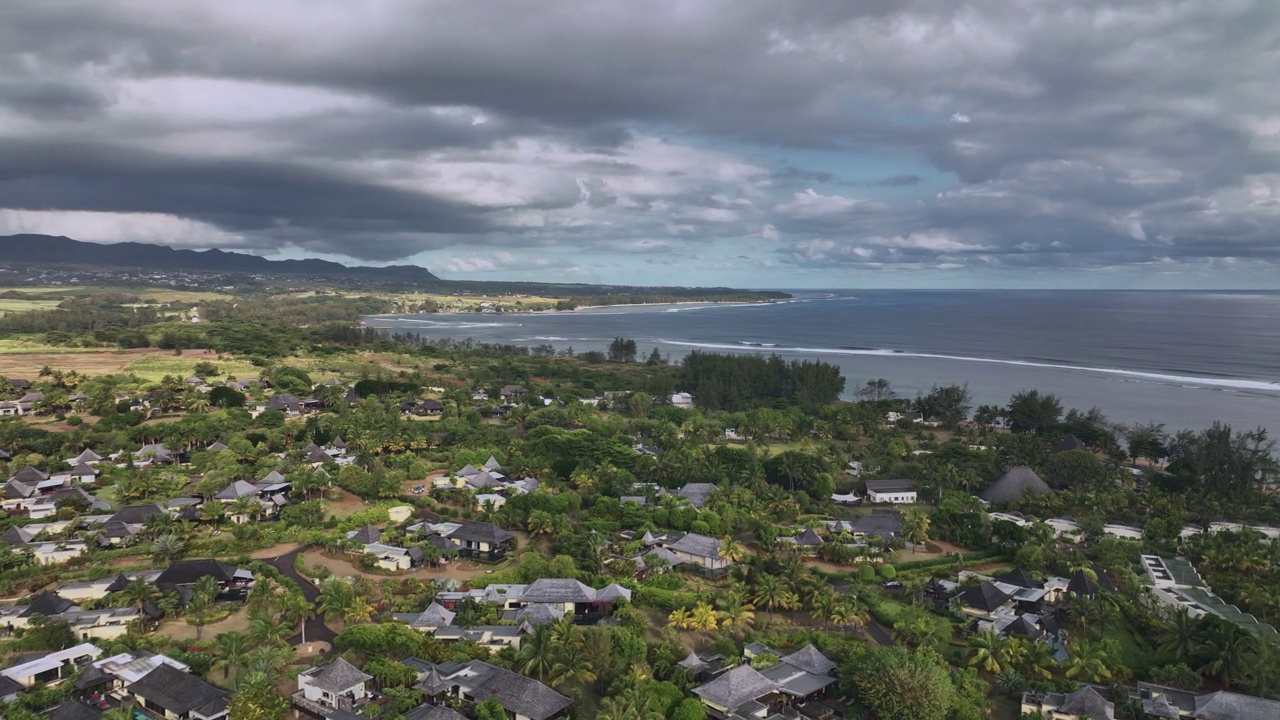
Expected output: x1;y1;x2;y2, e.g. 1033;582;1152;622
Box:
0;348;218;378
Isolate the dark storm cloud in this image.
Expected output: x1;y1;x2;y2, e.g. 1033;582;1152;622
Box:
0;1;1277;278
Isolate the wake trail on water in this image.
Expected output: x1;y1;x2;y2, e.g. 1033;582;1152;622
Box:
658;340;1280;392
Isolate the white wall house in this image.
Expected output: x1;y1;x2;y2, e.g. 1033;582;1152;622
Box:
864;479;917;504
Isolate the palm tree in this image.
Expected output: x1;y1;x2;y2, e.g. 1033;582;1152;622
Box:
185;392;211;414
719;599;756;632
213;631;251;680
994;668;1028;697
549;645;597;689
1157;609;1204;663
718;538;747;564
517;626;555;682
751;575;797;620
832;598;870;630
1065;640;1113;682
1021;638;1058;679
667;607;692;630
281;592;314;644
901;509;931;553
151;533;184;564
526;510;556;538
247;609;292;647
688;603;722;631
1198;627;1255;689
969;628;1007;673
116;578;161;610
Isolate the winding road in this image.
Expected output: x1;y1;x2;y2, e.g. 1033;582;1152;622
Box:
260;546;337;647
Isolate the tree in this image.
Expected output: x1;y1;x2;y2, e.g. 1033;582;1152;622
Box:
1064;640;1113;682
518;626;555;682
213;632;251;680
968;628;1006;673
1042;449;1108;490
186;575;220;640
847;646;953;720
912;384;971;428
1005;389;1062;435
645;347;666;366
475;698;507;720
670;698;708;720
228;679;288;720
751;575;797;620
718;538;746;564
1157;609;1204;664
901;510;931;553
607;337;638;363
151;533;184;564
1126;421;1168;465
857;378;895;401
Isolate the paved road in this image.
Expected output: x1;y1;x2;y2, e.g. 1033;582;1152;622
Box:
260;546;336;647
866;620;895;646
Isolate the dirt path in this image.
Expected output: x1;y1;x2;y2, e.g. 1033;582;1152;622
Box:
250;542;304;559
298;548;509;584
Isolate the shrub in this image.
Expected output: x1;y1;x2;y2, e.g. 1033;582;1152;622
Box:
879;564;897;580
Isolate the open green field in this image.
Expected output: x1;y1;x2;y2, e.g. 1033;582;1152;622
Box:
121;354;263;382
0;286;234;304
0;298;62;315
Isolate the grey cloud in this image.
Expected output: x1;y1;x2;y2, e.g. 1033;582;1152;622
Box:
0;1;1277;277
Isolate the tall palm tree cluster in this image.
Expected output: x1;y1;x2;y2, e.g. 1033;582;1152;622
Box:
516;618;598;691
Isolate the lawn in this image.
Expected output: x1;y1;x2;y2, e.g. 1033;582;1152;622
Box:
1103;618;1173;674
0;298;62;315
121;354;261;382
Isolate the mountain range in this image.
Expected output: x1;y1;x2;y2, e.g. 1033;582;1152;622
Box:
0;234;439;281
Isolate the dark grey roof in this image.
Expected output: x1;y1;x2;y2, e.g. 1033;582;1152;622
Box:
1050;435;1088;453
794;528;824;546
409;603;456;627
512;604;563;626
456;661;570;720
1068;570;1100;597
109;504;164;525
0;525;31;547
848;512;903;538
864;478;915;493
1192;690;1280;720
127;664;228;716
520;578;598;604
307;447;331;463
1005;616;1046;640
1;479;36;500
999;568;1042;589
67;462;98;477
307;658;372;692
0;673;20;698
693;664;780;709
71;449;102;463
349;524;381;545
44;701;102;720
264;393;300;410
331;435;346;449
959;582;1013;613
20;592;78;617
155;558;238;587
677;482;717;508
1058;686;1115;720
668;532;722;560
405;706;467;720
447;521;513;545
11;465;49;484
780;645;836;676
981;466;1051;504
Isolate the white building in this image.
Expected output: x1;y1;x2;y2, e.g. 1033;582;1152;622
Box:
864;478;917;504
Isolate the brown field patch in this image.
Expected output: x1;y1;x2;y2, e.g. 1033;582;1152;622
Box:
0;348;218;378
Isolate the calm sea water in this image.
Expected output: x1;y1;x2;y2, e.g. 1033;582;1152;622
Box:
366;290;1280;432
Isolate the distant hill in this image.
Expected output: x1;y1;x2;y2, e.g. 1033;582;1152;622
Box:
0;234;439;281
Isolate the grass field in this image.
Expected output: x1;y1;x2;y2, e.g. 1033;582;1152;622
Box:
0;286;234;304
122;353;260;382
0;298;62;315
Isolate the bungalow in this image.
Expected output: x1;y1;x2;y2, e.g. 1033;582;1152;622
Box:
431;624;533;652
692;645;838;718
663;532;731;575
779;527;824;554
864;478;917;504
0;643;102;690
262;393;304;416
66;449;103;467
498;385;526;400
663;482;717;509
154;559;253;600
443;520;515;562
433;660;570;720
125;661;229;720
295;657;372;716
825;511;904;541
1020;685;1114;720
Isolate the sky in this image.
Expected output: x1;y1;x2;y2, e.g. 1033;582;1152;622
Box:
1;1;1279;289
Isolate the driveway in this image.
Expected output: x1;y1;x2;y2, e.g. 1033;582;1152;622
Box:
260;546;336;647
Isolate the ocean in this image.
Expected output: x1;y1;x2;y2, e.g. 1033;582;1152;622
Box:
365;290;1280;432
